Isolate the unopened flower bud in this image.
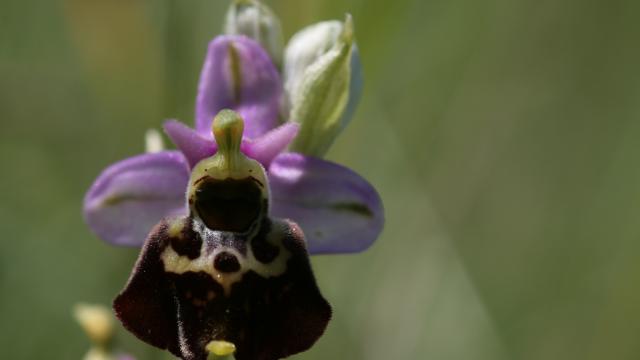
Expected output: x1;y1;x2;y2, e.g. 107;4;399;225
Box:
74;303;136;360
206;340;237;358
74;303;114;347
144;128;164;153
224;0;284;67
284;14;363;157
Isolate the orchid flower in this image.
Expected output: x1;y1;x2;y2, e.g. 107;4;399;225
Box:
114;111;331;360
84;11;382;256
83;1;384;359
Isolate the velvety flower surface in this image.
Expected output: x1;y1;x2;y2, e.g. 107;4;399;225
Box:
84;34;383;254
114;111;331;360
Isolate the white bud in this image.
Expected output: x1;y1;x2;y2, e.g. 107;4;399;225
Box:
224;0;284;67
284;15;363;157
144;128;164;153
283;21;343;107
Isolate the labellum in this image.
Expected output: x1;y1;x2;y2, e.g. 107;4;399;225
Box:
113;110;331;360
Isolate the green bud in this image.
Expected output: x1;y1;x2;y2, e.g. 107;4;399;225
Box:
224;0;284;67
284;15;359;157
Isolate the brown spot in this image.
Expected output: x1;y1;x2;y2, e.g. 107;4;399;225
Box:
214;251;241;273
251;220;279;264
170;224;202;260
251;239;279;264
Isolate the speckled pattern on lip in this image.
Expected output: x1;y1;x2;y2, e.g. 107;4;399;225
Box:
113;216;331;360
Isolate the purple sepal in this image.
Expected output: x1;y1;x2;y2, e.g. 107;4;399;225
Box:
165;119;298;170
244;122;299;167
164;120;216;168
195;35;282;139
83;151;189;247
268;153;384;254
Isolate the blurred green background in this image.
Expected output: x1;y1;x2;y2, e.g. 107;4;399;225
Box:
2;0;640;359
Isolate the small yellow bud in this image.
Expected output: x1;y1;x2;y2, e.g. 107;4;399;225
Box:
73;303;114;346
206;340;237;357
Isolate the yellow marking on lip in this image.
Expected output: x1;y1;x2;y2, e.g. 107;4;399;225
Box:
160;220;292;297
167;218;185;238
